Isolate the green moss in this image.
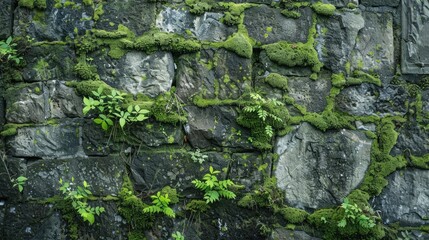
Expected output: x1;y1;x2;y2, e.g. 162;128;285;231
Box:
347;2;358;9
66;80;114;97
238;177;284;209
331;73;346;87
221;33;253;59
220;3;251;25
83;0;93;6
151;89;187;124
192;95;241;107
312;2;336;16
410;154;429;169
160;186;179;204
277;207;309;224
303;111;355;132
350;70;382;87
74;61;100;81
185;199;210;213
265;73;288;91
91;29;128;39
185;0;213;15
0;123;32;137
93;3;104;21
126;30;201;54
281;9;301;19
18;0;34;9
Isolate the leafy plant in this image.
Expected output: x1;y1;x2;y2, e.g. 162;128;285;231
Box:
242;93;284;138
337;198;375;229
190;149;208;164
83;86;149;130
192;166;236;204
59;178;105;225
12;175;28;192
172;231;185;240
0;36;22;64
143;191;175;218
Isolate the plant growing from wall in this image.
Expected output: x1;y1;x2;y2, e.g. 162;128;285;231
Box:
337;198;375;229
83;86;150;130
192;166;236;204
143;191;176;218
190;149;208;164
12;176;28;192
59;178;105;225
172;231;185;240
0;36;22;64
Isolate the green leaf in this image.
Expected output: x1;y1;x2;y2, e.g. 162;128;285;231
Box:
127;105;133;113
83;106;91;115
337;219;347;228
101;121;108;131
119;118;126;128
6;36;12;45
18;185;23;192
135;105;140;111
136;114;148;121
105;118;114;126
16;176;28;182
94;118;103;124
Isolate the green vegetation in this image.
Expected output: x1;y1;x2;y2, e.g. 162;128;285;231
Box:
192;166;236;203
59;178;105;225
220;33;253;58
0;37;22;64
18;0;47;9
185;0;213;15
190;149;208;164
143;191;176;218
83;86;150;130
172;231;185;240
12;175;28;192
311;2;336;16
281;9;301;19
264;73;289;91
337;198;376;229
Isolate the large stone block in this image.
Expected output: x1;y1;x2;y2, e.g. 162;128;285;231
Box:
0;0;12;39
373;169;429;226
24;157;125;198
361;0;400;7
392;123;429;157
275;123;372;210
244;5;312;45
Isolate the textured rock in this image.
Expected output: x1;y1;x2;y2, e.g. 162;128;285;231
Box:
0;0;12;39
21;45;76;81
96;51;174;97
82;119;111;156
127;121;185;147
131;150;228;193
350;12;394;76
176;49;252;102
0;157;26;199
335;84;407;117
361;0;400;7
244;5;312;45
184;106;252;150
392;123;429;157
24;157;125;198
156;8;235;42
229;153;267;189
269;228;322;240
14;1;94;41
275;123;372;210
8;120;84;159
6;81;82;123
373;169;429;226
423;90;429;112
259;50;313;77
287;74;331;113
95;0;156;35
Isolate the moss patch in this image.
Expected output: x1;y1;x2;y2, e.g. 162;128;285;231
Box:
265;73;289;91
311;2;336;16
221;33;253;59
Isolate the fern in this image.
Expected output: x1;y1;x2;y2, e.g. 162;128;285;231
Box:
192;166;236;204
143;192;175;218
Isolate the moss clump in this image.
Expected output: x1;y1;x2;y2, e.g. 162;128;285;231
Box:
151;88;187;124
303;111;355;132
238;177;284;209
18;0;46;9
91;29;128;39
160;186;179;204
83;0;93;6
185;0;213;15
265;73;289;91
221;33;253;59
410;154;429;169
331;73;346;87
185;199;210;213
125;30;201;54
0;123;32;137
93;3;104;21
281;10;301;19
347;3;358;9
66;80;114;97
312;2;336;16
74;62;100;81
350;70;382;86
277;207;309;224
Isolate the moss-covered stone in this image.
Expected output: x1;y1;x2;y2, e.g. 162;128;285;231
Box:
185;0;213;15
221;33;253;59
311;2;336;16
410;154;429;169
277;207;309;224
66;80;114;97
281;9;301;19
265;73;289;91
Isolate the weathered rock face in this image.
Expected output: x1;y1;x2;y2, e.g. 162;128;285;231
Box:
0;0;12;39
275;123;372;210
287;75;331;113
269;228;322;240
373;169;429;226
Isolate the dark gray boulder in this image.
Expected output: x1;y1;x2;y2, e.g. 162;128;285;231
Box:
392;123;429;157
0;0;12;39
360;0;400;7
269;228;322;240
275;123;372;210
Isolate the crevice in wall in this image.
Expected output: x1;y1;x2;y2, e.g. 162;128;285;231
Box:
10;0;17;36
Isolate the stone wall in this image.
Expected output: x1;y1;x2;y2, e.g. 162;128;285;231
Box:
0;0;428;239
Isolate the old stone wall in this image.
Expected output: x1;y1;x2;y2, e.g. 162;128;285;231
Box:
0;0;428;239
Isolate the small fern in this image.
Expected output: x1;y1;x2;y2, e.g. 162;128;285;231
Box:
192;166;236;204
143;192;175;218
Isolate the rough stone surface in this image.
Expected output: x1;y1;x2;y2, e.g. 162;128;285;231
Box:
287;74;331;113
0;157;26;199
269;228;322;240
184;106;253;150
423;90;429;112
127;120;185;147
335;84;408;117
373;169;429;226
244;5;312;45
229;153;267;189
0;0;12;39
392;123;429;157
156;8;235;42
21;45;76;81
48;80;83;119
96;51;174;97
95;0;156;35
14;1;94;41
8;120;84;159
82;119;111;156
259;50;313;77
24;157;125;198
361;0;400;7
176;49;252;102
275;123;372;210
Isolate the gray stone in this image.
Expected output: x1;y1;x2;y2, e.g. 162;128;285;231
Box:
82;119;111;156
287;74;331;113
6;81;82;123
269;228;321;240
96;51;174;97
0;0;12;39
156;8;235;42
14;1;94;41
275;123;372;210
127;120;185;147
229;153;267;189
392;123;429;157
402;0;429;74
95;0;156;35
317;10;364;72
8;120;84;159
373;169;429;226
350;12;394;76
24;156;125;198
184;106;253;150
423;90;429;112
244;5;312;45
131;150;228;193
361;0;400;7
0;157;26;199
355;121;376;132
3;203;65;240
335;84;407;117
21;45;76;81
176;49;252;102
